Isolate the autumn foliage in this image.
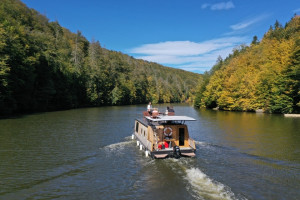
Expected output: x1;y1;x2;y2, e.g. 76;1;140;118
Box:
195;16;300;114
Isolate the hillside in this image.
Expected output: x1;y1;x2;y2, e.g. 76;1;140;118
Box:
195;16;300;114
0;0;201;115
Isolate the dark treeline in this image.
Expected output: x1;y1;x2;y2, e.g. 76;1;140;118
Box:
0;0;201;116
195;16;300;114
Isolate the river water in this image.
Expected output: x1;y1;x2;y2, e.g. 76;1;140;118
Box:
0;104;299;200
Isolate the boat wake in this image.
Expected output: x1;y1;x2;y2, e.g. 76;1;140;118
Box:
102;140;134;152
166;159;243;200
102;137;244;199
195;141;234;152
195;140;208;147
185;167;236;200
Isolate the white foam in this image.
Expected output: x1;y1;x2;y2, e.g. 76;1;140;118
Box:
103;140;134;151
195;141;209;147
185;168;236;200
124;135;133;140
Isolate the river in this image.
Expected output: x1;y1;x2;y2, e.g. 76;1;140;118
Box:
0;104;299;200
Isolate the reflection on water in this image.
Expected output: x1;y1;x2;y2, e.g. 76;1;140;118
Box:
211;111;299;162
0;105;299;200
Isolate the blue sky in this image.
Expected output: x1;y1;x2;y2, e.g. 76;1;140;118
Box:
22;0;300;73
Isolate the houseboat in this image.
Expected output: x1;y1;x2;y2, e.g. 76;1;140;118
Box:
132;110;196;159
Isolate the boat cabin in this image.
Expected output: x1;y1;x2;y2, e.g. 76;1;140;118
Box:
133;114;196;159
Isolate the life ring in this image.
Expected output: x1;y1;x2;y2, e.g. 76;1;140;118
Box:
164;127;173;137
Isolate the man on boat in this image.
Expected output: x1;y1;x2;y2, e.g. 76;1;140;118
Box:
167;106;174;113
147;102;152;113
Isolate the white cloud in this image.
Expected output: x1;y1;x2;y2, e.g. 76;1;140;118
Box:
230;21;255;30
201;1;235;11
128;37;249;73
130;37;247;56
211;1;235;10
230;15;268;31
201;4;210;9
128;13;271;73
224;14;270;36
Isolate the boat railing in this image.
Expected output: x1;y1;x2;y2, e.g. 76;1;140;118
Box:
188;138;196;149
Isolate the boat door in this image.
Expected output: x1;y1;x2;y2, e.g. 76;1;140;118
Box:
179;128;185;146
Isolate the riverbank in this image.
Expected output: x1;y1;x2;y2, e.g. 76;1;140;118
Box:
209;106;300;116
284;114;300;117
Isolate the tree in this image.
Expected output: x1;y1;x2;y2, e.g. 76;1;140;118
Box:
251;35;259;45
0;0;201;116
196;16;300;113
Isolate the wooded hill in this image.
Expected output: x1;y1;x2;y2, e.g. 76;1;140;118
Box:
0;0;201;115
195;16;300;114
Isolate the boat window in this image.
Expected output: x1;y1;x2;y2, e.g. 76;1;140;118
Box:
144;131;145;136
179;128;185;146
135;122;139;133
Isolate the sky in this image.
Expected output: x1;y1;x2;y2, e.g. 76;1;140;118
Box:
22;0;300;74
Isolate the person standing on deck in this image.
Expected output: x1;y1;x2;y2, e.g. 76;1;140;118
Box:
168;106;174;113
147;102;152;112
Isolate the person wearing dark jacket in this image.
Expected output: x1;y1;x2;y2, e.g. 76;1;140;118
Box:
167;106;174;113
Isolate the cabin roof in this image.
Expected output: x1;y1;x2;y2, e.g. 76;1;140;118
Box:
144;115;196;122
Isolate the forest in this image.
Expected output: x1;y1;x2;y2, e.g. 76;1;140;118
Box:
2;0;298;116
0;0;201;116
195;16;300;114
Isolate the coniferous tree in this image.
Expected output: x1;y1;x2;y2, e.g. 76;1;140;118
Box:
0;0;201;116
